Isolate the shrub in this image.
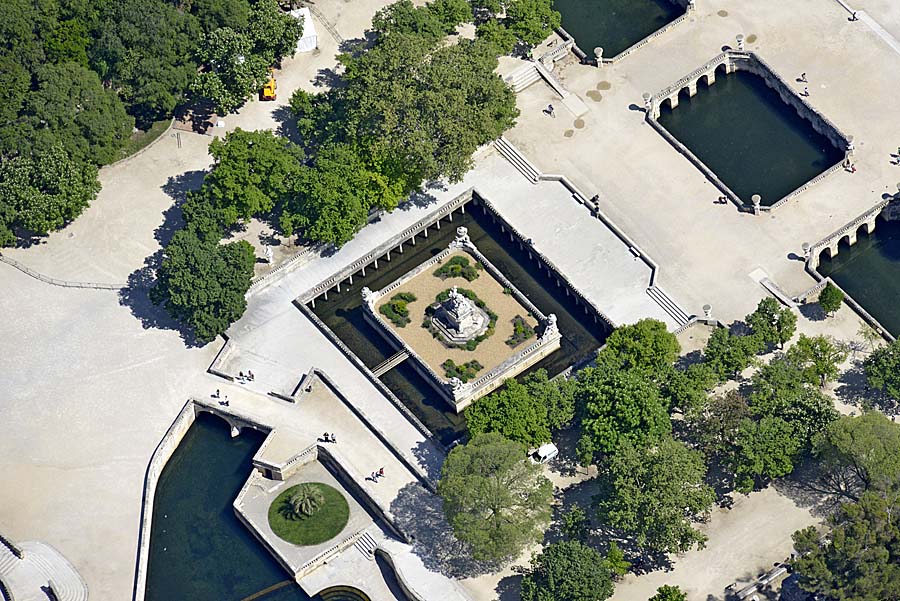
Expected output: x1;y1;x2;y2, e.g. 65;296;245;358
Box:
379;292;417;327
434;255;482;281
506;315;535;347
442;359;483;382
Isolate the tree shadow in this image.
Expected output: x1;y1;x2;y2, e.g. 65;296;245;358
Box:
411;438;445;483
772;457;844;519
313;67;343;89
675;349;704;369
272;105;302;145
339;31;378;55
496;573;524;601
833;362;871;408
799;302;826;322
546;425;582;478
401;182;447;211
389;482;503;579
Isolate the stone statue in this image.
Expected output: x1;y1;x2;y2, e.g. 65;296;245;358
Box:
361;286;374;305
449;377;465;394
543;313;559;337
451;226;471;248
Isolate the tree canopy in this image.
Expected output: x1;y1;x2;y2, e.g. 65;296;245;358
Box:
786;334;848;388
520;540;615;601
745;297;797;350
597;318;680;376
466;369;576;446
437;432;552;561
596;437;715;554
818;282;844;316
648;585;688;601
863;339;900;400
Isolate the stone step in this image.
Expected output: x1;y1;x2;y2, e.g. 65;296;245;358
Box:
494;138;540;183
353;532;378;560
27;550;87;601
0;546;19;575
646;285;691;326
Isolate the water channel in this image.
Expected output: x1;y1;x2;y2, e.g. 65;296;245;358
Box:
554;0;684;58
145;412;314;601
310;200;610;446
657;69;843;205
817;218;900;337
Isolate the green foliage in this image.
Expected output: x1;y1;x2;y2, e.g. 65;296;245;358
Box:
863;339;900;400
475;19;517;55
372;0;471;39
597;318;680;376
380;292;417;327
596;437;715;554
434;255;482;281
813;412;900;500
688;389;750;463
648;585;688;601
661;363;716;415
466;369;576;446
268;482;350;546
202;128;304;226
442;359;483;382
520;540;614;601
191;27;268;114
792;489;900;601
0;144;100;245
506;314;535;347
576;367;671;461
245;0;304;62
818;281;844;315
45;19;90;66
438;432;553;561
151;218;255;344
745;297;797;350
732;416;801;493
505;0;561;47
561;504;588;542
703;327;761;381
786;334;848;388
604;541;631;579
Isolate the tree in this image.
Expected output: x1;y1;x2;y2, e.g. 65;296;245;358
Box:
287;483;325;518
813;412;900;500
792;490;900;601
648;585;688;601
745;297;797;350
505;0;561;47
0;144;100;245
200;128;304;226
857;324;882;352
787;334;848;388
245;0;303;61
151;222;256;343
732;416;801;492
818;282;844;316
520;540;614;601
475;19;517;55
561;504;588;542
191;27;269;114
466;369;575;446
437;432;552;561
372;0;470;39
597;437;715;554
597;318;680;376
23;61;134;165
688;389;750;462
703;327;759;382
604;541;631;579
662;363;716;415
576;367;671;461
864;339;900;400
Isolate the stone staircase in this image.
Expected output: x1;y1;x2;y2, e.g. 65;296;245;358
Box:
494;137;540;184
353;532;378;560
27;549;86;601
0;544;19;576
646;285;691;327
504;63;541;93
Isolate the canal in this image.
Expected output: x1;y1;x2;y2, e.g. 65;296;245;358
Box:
657;69;843;205
310;199;611;446
555;0;684;58
817;218;900;337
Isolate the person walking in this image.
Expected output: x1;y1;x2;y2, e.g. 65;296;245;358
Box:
800;86;809;97
378;467;385;478
799;72;807;83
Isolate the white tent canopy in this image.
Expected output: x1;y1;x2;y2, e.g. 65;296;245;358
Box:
291;7;318;53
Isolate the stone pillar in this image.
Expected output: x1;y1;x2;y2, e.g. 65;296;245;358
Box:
668;93;679;110
688;81;698;97
736;34;745;51
802;242;811;259
703;304;712;320
846;136;854;156
642;92;653;115
848;230;858;246
594;47;603;67
752;194;762;215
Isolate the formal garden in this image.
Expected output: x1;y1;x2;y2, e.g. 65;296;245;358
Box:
268;482;350;546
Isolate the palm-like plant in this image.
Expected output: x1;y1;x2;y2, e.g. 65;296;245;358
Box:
284;484;325;519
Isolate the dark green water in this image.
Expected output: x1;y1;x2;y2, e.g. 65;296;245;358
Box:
310;200;610;445
818;218;900;337
145;413;313;601
657;69;843;205
554;0;684;58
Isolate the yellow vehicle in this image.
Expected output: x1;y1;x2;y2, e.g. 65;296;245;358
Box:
261;69;277;101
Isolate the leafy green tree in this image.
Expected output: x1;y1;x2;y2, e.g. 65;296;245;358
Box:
648;585;688;601
200;128;304;226
561;503;588;542
688;389;750;462
786;334;848;388
703;327;759;382
475;19;517;55
45;18;90;66
745;297;797;350
151;221;256;343
437;432;552;561
373;0;470;39
813;412;900;500
190;0;251;33
576;367;671;461
521;540;614;601
793;490;900;601
604;542;631;580
466;369;575;446
505;0;561;47
191;27;269;114
0;56;30;127
22;61;134;165
864;339;900;400
662;363;716;415
818;281;844;316
857;324;882;352
597;318;680;375
597;437;715;554
245;0;303;61
732;416;800;492
0;144;100;245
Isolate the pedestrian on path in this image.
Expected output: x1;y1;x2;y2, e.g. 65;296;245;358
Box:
798;72;807;83
543;104;555;118
378;467;384;478
800;87;809;97
850;11;859;21
214;389;220;398
371;472;378;482
331;433;337;444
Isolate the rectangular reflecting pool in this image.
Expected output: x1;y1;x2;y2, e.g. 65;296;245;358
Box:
555;0;684;58
817;218;900;337
309;199;610;445
657;69;843;205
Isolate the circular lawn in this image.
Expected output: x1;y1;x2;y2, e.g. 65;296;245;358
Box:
267;482;350;546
